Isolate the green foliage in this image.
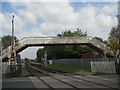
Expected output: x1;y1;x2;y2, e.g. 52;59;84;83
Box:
55;29;88;59
2;35;18;49
63;45;88;59
45;46;65;59
109;27;120;40
24;58;29;63
36;48;45;62
74;28;87;37
48;64;91;73
109;40;118;56
108;27;120;56
94;37;108;45
58;28;87;37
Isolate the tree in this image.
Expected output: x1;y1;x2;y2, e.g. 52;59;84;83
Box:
109;40;118;56
58;28;87;37
74;28;87;37
108;27;120;56
24;58;29;63
94;37;109;45
57;28;88;58
109;27;120;40
2;35;18;50
36;48;45;62
94;37;104;43
45;45;65;59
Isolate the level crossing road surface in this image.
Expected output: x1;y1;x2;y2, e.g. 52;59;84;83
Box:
2;77;36;89
2;74;120;90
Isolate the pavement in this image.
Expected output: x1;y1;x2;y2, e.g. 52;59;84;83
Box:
2;77;37;90
2;71;120;90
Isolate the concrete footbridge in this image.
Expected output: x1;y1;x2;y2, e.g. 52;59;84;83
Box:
2;36;113;60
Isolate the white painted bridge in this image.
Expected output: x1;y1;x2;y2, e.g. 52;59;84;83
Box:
2;36;113;60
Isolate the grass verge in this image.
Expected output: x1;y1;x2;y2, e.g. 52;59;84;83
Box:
48;64;91;73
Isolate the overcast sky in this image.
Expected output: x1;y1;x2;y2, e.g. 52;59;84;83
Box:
0;0;118;59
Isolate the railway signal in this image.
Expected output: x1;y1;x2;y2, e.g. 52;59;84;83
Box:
9;15;17;70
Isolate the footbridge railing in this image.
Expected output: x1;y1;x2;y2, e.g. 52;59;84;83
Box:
2;36;113;60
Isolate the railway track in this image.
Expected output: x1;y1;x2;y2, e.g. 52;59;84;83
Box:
26;63;118;89
26;64;53;89
26;63;81;89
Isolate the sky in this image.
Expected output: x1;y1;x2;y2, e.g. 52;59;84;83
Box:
0;0;118;59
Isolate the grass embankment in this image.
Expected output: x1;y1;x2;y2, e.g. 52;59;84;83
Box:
48;64;91;73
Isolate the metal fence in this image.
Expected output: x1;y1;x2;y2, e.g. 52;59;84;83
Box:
51;58;117;68
50;58;119;73
51;59;91;68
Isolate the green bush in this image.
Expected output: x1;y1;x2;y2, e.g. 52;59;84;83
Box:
24;58;29;63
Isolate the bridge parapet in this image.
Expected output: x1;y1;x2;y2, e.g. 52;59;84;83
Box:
19;36;92;45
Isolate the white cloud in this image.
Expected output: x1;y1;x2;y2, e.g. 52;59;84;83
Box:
100;3;117;15
19;47;40;59
1;2;117;59
0;12;26;36
1;13;11;34
18;10;37;26
9;3;117;40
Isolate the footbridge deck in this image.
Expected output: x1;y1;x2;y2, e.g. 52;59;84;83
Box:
2;36;113;60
